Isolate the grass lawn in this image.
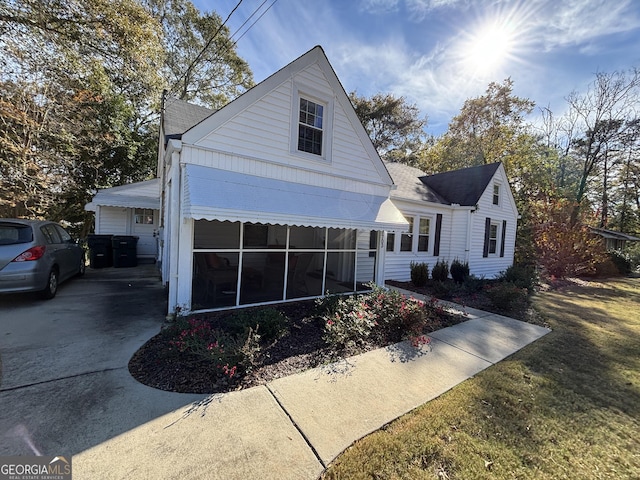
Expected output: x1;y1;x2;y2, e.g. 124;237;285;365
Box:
322;277;640;479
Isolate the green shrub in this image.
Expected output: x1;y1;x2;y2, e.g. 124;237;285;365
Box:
410;261;429;287
319;284;448;350
450;258;470;284
484;282;528;313
462;274;486;293
169;318;246;379
321;295;377;350
224;308;288;343
431;259;449;282
498;264;538;291
608;250;633;275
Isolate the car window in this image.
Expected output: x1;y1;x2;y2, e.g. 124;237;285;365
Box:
54;225;72;243
0;223;33;245
41;224;62;244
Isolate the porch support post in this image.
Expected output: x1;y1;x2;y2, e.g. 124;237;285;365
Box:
375;230;387;286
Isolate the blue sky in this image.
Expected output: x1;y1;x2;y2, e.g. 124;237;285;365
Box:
195;0;640;135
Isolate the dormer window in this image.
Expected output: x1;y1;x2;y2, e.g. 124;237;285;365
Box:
492;184;500;205
298;98;323;155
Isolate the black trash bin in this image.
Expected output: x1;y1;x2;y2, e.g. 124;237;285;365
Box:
111;235;139;268
87;234;113;268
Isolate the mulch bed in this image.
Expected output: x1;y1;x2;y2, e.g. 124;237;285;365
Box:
128;283;539;395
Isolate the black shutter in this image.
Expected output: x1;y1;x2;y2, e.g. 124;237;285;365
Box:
500;220;507;257
483;217;491;258
433;214;442;256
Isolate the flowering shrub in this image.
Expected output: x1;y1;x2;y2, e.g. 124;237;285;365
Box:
322;295;377;350
169;318;245;380
320;284;446;351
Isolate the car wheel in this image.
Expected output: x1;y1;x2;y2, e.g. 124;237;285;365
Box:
41;268;59;299
78;254;86;276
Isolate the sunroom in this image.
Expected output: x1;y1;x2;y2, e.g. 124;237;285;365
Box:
179;164;407;312
192;220;381;310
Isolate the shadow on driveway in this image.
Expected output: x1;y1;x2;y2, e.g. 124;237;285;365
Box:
0;264;204;457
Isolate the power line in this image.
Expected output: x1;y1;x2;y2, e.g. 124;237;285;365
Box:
170;0;245;97
230;0;279;48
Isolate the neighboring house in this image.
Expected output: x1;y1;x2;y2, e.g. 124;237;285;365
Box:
590;227;640;251
85;45;518;314
384;162;518;281
84;179;161;261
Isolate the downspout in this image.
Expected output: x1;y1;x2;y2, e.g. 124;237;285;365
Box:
167;142;182;316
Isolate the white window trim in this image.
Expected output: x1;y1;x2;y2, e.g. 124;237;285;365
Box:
398;214;434;254
488;220;500;255
290;83;334;162
492;182;501;207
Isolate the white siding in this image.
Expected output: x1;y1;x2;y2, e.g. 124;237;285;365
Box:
190;69;386;187
383;200;455;282
468;167;518;278
96;207;129;235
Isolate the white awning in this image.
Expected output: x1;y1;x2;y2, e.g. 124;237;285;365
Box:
84;179;160;211
182;164;409;231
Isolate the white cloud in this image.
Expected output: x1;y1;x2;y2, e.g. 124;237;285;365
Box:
359;0;400;14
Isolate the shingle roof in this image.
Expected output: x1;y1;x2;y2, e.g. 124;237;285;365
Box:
162;97;215;139
420;163;501;206
385;162;449;205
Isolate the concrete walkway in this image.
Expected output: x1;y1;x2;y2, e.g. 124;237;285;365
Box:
74;289;550;480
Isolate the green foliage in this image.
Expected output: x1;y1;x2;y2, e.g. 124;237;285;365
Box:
497;264;538;291
450;259;469;284
410;261;429;287
322;295;378;350
483;282;528;313
169;317;246;379
349;91;427;165
431;259;449;282
320;285;447;351
224;308;288;343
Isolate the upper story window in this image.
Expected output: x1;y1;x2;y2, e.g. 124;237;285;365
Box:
492;184;500;205
298;98;324;155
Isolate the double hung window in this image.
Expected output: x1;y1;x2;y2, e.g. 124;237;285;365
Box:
298;98;324;156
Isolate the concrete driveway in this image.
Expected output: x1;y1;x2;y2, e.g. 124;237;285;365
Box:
0;264;203;457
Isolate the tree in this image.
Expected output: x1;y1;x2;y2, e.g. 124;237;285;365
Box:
142;0;254;108
0;0;165;222
564;70;640;224
349;91;428;166
425;79;535;173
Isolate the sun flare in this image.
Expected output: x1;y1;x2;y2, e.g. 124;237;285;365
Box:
467;26;512;73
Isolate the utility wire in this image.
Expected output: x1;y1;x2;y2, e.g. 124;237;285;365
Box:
170;0;245;97
230;0;279;48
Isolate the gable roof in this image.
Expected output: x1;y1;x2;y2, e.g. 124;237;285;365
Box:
162;96;215;141
385;162;448;205
180;45;394;186
420;163;501;206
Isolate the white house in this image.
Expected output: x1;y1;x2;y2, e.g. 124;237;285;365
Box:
86;46;518;315
84;179;161;261
383;162;518;281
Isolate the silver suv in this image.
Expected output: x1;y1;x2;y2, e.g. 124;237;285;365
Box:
0;219;85;299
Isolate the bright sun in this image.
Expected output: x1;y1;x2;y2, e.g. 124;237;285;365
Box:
468;26;512;72
459;19;517;77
